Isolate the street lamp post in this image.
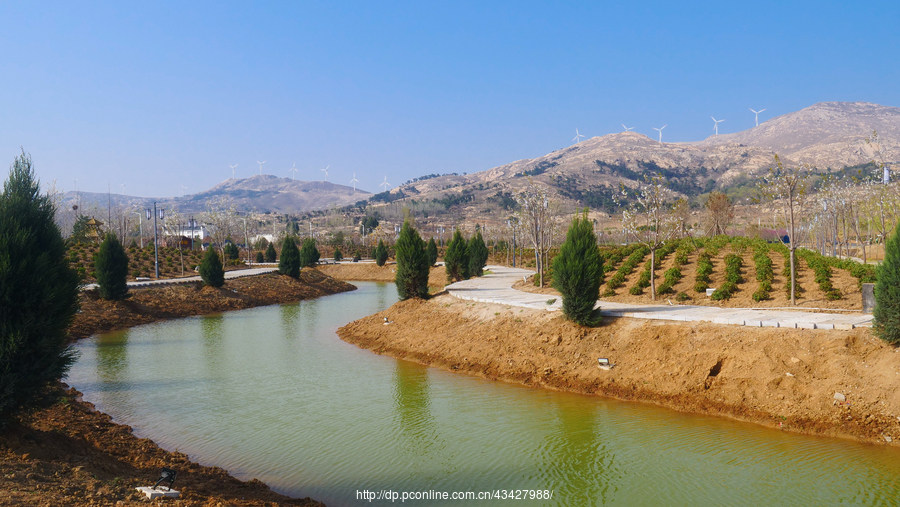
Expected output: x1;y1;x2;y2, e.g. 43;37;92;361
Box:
133;211;144;248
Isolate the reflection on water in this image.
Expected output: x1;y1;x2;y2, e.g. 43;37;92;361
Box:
68;282;900;507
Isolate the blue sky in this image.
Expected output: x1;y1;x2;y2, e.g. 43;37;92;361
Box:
1;1;898;197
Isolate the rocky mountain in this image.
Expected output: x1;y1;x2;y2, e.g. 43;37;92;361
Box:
63;175;371;215
386;101;900;213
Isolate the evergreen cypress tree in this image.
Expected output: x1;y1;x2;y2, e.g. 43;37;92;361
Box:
0;152;80;423
333;248;343;262
374;239;389;267
467;230;489;277
199;247;225;287
256;251;264;263
444;229;470;282
94;232;129;300
265;242;277;262
279;236;301;278
875;222;900;343
552;210;604;325
394;220;430;300
299;238;320;267
426;237;438;266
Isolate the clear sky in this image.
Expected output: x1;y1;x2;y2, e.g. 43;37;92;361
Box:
2;1;898;197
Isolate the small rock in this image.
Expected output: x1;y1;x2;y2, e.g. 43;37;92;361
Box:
885;436;893;443
834;392;846;402
785;372;794;377
791;357;800;363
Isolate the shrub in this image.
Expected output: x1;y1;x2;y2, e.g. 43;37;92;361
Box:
0;152;81;424
875;222;900;344
467;230;489;277
223;242;240;261
444;229;470;282
676;292;691;302
265;242;277;262
551;211;603;325
94;232;129;300
374;239;389;267
426;237;438;266
199;248;225;287
299;238;320;268
394;220;430;300
333;248;343;262
279;237;301;278
629;285;644;295
255;251;264;263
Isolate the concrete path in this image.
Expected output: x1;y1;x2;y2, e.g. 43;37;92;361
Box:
83;267;278;290
446;266;873;330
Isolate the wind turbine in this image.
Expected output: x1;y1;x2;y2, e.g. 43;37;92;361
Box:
380;176;390;192
572;128;585;144
257;160;266;175
711;116;725;137
622;124;635;132
289;162;298;180
749;107;766;127
350;172;359;192
652;125;667;143
230;164;238;179
321;165;330;182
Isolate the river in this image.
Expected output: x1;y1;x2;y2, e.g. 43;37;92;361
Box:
67;282;900;506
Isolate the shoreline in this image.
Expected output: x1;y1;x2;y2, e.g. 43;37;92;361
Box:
2;270;352;506
337;292;900;447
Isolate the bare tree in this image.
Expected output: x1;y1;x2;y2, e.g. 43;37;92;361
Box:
703;191;734;236
758;155;812;306
622;175;678;300
202;196;239;256
515;179;555;286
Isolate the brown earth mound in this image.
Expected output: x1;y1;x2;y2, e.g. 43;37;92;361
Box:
339;293;900;446
315;263;448;292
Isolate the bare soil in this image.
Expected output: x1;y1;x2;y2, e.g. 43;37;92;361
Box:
339;293;900;446
514;247;866;311
2;270;354;506
315;263;448;292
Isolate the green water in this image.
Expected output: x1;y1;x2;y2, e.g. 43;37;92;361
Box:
68;282;900;506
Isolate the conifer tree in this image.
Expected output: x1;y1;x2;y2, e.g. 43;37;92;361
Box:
467;230;489;277
279;236;301;278
333;248;343;261
394;220;430;300
426;237;438;267
875;222;900;344
299;238;320;268
199;246;225;287
0;152;80;423
444;229;470;282
94;232;129;300
374;239;389;267
552;210;604;325
265;242;277;262
256;251;264;263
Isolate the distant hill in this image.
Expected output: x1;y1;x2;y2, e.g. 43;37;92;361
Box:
384;101;900;213
62;175;371;215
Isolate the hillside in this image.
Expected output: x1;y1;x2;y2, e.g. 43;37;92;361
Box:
382;101;900;215
62;175;372;215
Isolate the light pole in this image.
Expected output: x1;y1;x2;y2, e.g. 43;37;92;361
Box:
188;217;197;252
146;204;164;278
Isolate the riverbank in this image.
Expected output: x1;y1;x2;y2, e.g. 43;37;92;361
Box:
1;270;352;506
338;292;900;446
315;263;447;292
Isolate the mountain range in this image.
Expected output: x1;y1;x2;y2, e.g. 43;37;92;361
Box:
62;101;900;216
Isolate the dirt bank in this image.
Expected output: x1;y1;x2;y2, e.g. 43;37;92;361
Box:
338;293;900;446
2;270;353;506
315;263;448;292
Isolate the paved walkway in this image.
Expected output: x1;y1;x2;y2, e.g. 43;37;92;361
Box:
83;267;278;290
446;266;873;330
